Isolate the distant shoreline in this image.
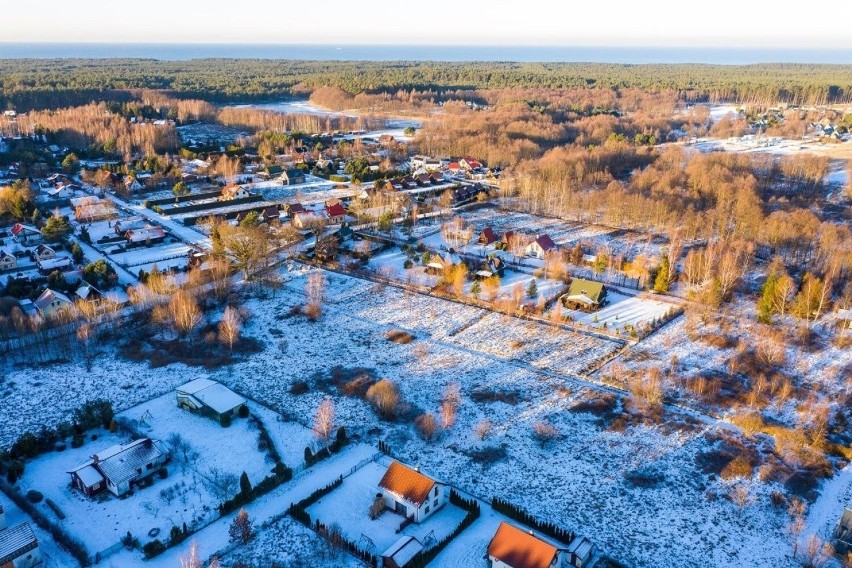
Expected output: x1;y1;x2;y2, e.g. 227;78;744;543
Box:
1;43;851;64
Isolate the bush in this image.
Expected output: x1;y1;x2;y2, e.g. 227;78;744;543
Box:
158;468;168;479
25;489;43;503
366;379;401;420
238;405;250;418
142;539;166;558
220;414;232;428
289;381;309;395
70;434;84;448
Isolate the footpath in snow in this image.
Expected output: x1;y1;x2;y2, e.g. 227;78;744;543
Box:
98;443;379;567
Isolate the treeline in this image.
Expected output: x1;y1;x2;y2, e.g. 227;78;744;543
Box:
2;59;852;111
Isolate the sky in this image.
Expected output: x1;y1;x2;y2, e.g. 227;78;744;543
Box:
4;0;852;48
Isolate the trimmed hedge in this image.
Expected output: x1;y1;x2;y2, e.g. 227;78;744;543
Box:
406;490;480;568
286;475;344;527
0;477;89;565
491;497;574;546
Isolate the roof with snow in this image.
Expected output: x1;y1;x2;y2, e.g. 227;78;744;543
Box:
176;379;246;415
73;464;104;488
37;256;72;271
11;223;39;237
0;523;39;565
381;536;423;567
0;249;14;260
34;288;73;311
487;522;559;568
125;226;166;243
378;461;438;506
70;439;166;487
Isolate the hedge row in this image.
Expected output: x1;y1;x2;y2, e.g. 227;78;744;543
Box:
304;426;349;467
286;475;344;527
144;189;223;207
156;194;262;215
0;477;90;566
491;497;574;546
314;519;378;567
406;490;481;568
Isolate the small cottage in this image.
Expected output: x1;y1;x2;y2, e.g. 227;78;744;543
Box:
10;224;43;245
33;289;74;318
125;226;166;245
33;244;56;262
282;169;306;185
221;184;250;201
377;461;448;524
561;278;608;311
479;227;498;246
325;202;347;225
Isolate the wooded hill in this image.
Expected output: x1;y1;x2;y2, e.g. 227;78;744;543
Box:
2;59;852;110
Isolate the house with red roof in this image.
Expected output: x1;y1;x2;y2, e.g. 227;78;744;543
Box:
479;227;498;245
526;235;557;259
377;461;448;524
460;157;483;171
325;202;347;224
10;223;43;245
487;521;566;568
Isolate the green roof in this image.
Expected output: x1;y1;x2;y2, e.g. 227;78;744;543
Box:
567;278;606;303
266;165;283;175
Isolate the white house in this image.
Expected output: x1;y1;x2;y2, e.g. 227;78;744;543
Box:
0;519;41;568
33;288;74;318
525;235;557;259
124;176;143;193
10;224;43;245
377;461;448;524
487;521;566;568
36;256;72;274
68;438;169;497
46;184;76;199
0;250;17;271
32;244;56;262
292;211;322;230
176;378;247;420
221;184;250;201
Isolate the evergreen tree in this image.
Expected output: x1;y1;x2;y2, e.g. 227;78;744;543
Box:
526;279;538;299
71;243;84;264
228;509;254;544
239;471;252;497
471;280;481;298
654;255;670;292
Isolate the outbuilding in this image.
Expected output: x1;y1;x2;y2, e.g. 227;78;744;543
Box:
176;378;247;421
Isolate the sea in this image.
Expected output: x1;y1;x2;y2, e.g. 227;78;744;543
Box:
0;43;851;64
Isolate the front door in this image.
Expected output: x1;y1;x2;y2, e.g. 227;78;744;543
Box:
395;501;407;516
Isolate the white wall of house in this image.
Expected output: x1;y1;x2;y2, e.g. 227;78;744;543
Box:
10;546;42;568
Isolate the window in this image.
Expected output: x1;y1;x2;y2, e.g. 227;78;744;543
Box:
434;487;438;496
425;506;430;514
146;463;153;470
434;499;438;507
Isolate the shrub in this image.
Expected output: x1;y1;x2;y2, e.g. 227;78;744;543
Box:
366;379;401;420
25;490;43;503
415;413;437;441
220;414;232;428
238;405;250;418
289;381;309;395
158;468;168;479
142;539;166;558
71;434;84;448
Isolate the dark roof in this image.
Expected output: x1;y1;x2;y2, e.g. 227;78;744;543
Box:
287;203;305;214
487;522;558;568
326;203;346;218
567;278;606;304
266;165;283;175
0;523;39;565
479;227;497;244
284;169;305;179
378;461;437;506
534;235;557;252
72;438;166;487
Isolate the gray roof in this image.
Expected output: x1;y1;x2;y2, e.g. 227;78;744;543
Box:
72;439;166;487
177;379;246;414
34;289;73;312
382;536;423;567
0;523;38;564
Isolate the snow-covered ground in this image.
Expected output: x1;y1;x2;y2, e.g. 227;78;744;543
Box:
307;459;467;554
564;291;676;331
14;395;284;560
2;267;849;567
0;496;78;567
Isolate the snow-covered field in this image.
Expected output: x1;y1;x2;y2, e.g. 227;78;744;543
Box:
2;267;849;567
564;291;677;331
109;242;191;269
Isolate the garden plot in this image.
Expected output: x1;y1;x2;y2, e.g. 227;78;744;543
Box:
307;460;468;554
450;313;620;376
109;241;192;269
564;291;677;330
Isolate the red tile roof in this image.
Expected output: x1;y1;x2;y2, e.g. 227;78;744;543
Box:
535;235;556;251
326;203;346;217
378;461;436;506
487;522;559;568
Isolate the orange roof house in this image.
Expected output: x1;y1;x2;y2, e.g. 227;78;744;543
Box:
377;461;448;524
487;522;563;568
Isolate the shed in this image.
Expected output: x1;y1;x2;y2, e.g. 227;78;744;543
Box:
176;378;247;420
381;535;423;568
0;522;40;568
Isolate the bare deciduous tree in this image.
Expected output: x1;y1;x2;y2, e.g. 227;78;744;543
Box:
415;412;437;441
314;398;335;446
218;306;241;351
